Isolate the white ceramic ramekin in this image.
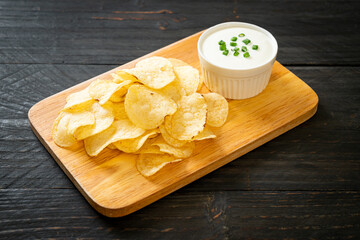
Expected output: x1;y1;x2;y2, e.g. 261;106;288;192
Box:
198;22;278;99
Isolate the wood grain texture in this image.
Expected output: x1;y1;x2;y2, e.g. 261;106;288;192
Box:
0;189;359;239
28;31;318;217
0;0;359;65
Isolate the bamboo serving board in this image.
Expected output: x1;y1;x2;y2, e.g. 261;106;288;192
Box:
28;31;318;217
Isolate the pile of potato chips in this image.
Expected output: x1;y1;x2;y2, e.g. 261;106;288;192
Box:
52;57;229;176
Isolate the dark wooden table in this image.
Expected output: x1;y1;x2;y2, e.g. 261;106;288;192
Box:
1;0;359;239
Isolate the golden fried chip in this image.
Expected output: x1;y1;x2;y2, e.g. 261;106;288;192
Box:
84;119;146;156
112;102;127;120
152;136;195;158
168;58;189;67
66;111;95;136
125;85;177;129
107;143;117;150
136;144;162;154
74;102;114;140
112;70;138;84
203;93;229;127
197;75;204;91
88;79;132;105
52;111;96;147
159;124;187;147
165;93;207;140
52;112;77;147
173;66;200;96
192;126;216;140
156;80;184;102
63;88;94;112
113;129;159;153
125;57;175;89
136;153;182;177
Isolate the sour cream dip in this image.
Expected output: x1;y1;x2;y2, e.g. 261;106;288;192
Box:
198;22;278;99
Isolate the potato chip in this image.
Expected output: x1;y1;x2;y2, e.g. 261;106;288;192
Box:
52;111;95;147
165;93;207;140
112;70;138;84
52;112;77;147
136;142;163;154
52;57;230;177
203;93;229;127
88;79;132;105
113;129;159;153
159;124;187;147
197;75;204;91
168;58;189;67
156;80;184;102
107;143;117;150
136;153;182;177
152;136;195;158
74;102;114;140
173;66;200;96
84;119;146;156
192;126;216;140
109;81;133;103
125;57;175;89
63;88;94;112
125;85;177;129
66;111;95;136
112;102;127;120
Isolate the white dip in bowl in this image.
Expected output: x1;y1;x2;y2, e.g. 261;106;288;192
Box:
198;22;278;99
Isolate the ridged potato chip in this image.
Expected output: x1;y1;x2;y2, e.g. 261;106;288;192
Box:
74;102;114;140
125;85;177;129
203;93;229;127
63;88;94;112
113;129;159;153
192;126;216;140
152;136;195;158
137;153;182;177
159;124;187;147
84;119;146;156
88;79;132;105
125;57;175;89
174;66;200;96
112;70;138;84
165;93;207;140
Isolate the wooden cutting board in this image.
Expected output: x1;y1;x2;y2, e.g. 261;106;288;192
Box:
28;31;318;217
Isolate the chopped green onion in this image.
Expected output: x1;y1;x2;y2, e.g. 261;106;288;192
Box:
231;47;239;52
218;40;225;45
223;50;229;56
241;46;247;52
220;45;226;51
242;38;251;45
243;52;250;58
238;33;245;37
231;37;237;41
230;42;237;47
234;51;239;56
252;45;259;50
